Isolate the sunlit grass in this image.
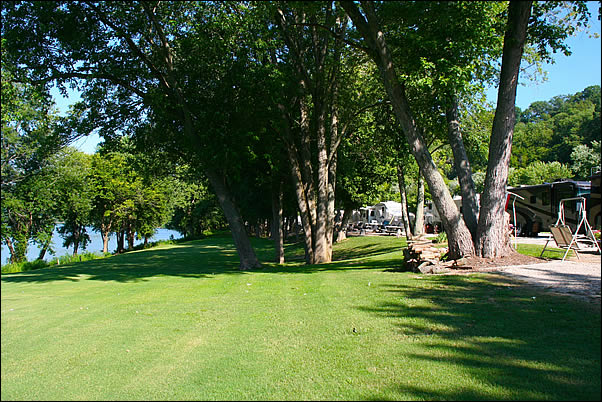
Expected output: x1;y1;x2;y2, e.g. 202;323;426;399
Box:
515;243;577;259
1;234;600;400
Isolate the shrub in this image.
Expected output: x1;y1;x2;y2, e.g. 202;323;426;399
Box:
1;259;48;274
434;232;448;244
2;252;109;274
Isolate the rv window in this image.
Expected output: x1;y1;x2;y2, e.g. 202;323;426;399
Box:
542;191;549;206
530;195;537;204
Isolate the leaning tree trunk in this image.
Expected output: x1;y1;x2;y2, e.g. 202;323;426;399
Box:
342;1;475;259
446;94;479;239
37;239;50;260
205;168;262;270
476;0;532;258
336;207;352;242
4;237;16;263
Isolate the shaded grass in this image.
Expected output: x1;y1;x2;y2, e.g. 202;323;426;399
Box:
1;234;600;401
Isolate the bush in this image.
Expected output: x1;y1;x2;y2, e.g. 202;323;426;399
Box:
1;259;48;274
2;252;109;274
434;232;448;244
47;252;107;266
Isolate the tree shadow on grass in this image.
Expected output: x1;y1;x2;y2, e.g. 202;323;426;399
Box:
1;239;247;284
359;274;601;401
1;235;405;284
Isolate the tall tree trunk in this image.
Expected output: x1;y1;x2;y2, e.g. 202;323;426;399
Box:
102;228;110;254
414;171;425;236
314;108;331;263
281;129;315;264
275;6;348;265
342;1;475;259
72;225;81;256
397;166;413;239
73;237;80;256
127;223;135;250
446;94;479;239
326;151;337;250
205;168;262;270
476;1;532;258
116;230;125;253
271;180;285;264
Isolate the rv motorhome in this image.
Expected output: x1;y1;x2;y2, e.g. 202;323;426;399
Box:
506;179;592;236
426;175;599;237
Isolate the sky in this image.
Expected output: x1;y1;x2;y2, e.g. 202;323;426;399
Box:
53;2;601;155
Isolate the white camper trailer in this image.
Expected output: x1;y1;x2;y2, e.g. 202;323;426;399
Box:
372;201;403;224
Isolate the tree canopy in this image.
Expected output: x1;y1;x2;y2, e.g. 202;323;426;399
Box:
1;1;599;266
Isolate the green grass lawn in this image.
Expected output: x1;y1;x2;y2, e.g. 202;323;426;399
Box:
1;234;600;400
515;243;577;259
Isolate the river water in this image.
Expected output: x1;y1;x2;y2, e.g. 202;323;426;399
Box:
1;227;182;266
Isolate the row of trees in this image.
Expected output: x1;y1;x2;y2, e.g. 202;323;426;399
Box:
2;1;598;268
1;142;229;264
1;71;228;263
2;137;172;263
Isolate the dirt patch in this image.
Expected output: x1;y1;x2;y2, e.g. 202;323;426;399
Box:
440;252;544;272
430;250;601;304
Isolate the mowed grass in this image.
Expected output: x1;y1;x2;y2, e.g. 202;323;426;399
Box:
1;234;600;401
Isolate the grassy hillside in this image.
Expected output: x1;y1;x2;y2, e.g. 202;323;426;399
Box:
1;234;600;400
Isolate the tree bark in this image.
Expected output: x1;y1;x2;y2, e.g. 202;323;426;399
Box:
37;244;48;261
205;168;261;270
72;225;81;256
397;166;413;239
275;6;348;265
446;94;479;239
414;171;425;236
116;230;125;253
314;98;332;263
271;180;285;264
102;229;110;254
342;1;474;258
127;223;135;250
5;237;16;263
336;206;352;242
476;1;532;258
281;126;315;264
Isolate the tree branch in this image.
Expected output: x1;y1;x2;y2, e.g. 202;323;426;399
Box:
275;8;314;90
83;1;173;95
22;71;147;100
288;22;370;54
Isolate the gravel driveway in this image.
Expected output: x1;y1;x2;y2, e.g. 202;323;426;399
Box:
494;251;601;303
